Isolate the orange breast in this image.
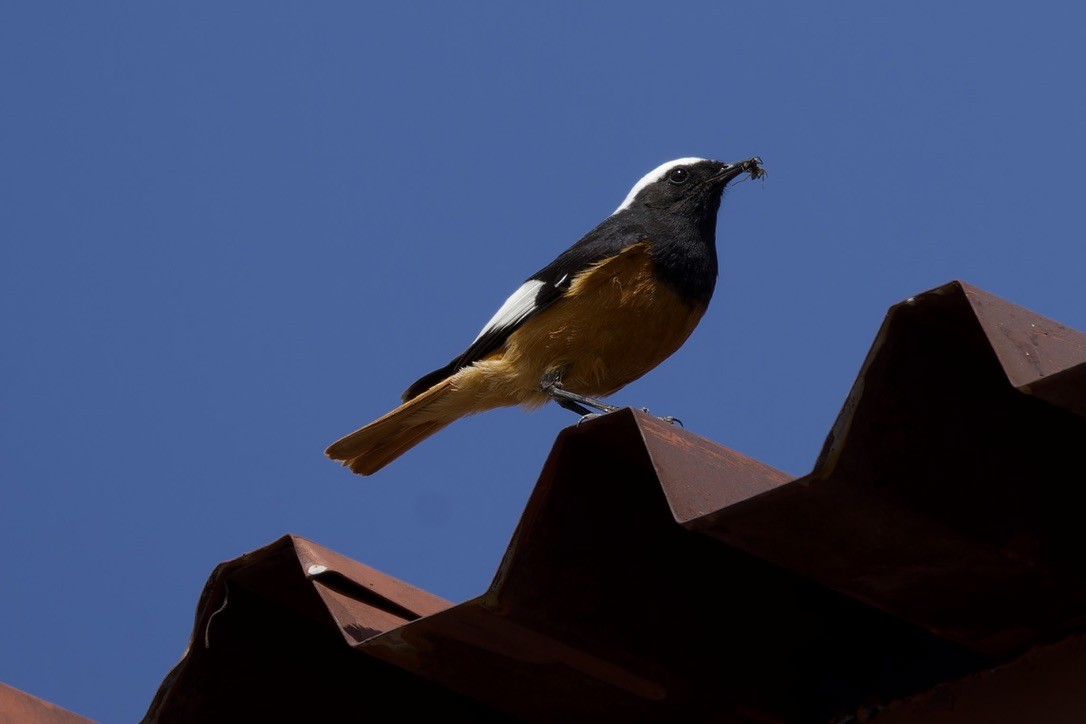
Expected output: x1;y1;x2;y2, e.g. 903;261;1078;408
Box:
498;242;707;398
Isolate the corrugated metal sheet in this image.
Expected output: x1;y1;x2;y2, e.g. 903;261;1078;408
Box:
695;281;1086;658
142;536;499;722
144;280;1086;722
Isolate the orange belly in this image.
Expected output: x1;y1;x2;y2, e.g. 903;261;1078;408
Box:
450;242;707;408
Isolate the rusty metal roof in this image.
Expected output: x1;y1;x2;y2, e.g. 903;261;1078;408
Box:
699;281;1086;659
0;682;93;724
872;632;1086;723
144;280;1086;723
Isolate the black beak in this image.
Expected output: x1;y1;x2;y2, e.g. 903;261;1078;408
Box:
712;156;765;185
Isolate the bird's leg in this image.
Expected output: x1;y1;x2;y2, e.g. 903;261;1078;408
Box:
539;370;619;416
539;371;682;425
556;396;594;416
548;387;620;415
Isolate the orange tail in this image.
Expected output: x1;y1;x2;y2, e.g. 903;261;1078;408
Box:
325;378;470;475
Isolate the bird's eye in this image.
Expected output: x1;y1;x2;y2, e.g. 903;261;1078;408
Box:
668;167;689;184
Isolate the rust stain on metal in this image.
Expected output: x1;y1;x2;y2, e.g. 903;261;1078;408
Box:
960;281;1086;388
636;411;794;523
294;537;452;635
0;682;93;724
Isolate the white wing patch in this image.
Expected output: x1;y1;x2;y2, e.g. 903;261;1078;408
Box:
473;279;546;342
612;157;707;216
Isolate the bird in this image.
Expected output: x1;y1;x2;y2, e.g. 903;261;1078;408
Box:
326;155;764;475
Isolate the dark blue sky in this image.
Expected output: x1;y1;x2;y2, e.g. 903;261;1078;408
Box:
3;4;1084;721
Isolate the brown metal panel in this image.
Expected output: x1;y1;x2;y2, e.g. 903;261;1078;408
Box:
959;282;1086;419
0;682;93;724
145;281;1086;722
960;282;1086;391
359;410;988;722
693;281;1086;658
143;536;498;723
634;412;794;523
293;537;451;621
871;634;1086;723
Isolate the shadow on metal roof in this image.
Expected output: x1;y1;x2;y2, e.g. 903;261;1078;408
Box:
142;281;1086;723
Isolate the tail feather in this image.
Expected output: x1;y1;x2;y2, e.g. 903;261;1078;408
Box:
325;378;463;476
346;419;445;475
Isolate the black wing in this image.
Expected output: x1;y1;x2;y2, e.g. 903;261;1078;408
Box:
400;218;644;401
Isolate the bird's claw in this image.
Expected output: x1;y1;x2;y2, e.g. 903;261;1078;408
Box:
637;407;683;427
577;413;602;427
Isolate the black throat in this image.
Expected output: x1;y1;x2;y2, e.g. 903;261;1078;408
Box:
634;191;723;308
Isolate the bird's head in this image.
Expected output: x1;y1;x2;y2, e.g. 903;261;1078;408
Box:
612;157;763;217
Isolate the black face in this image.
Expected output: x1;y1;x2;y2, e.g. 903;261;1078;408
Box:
635;159;742;212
